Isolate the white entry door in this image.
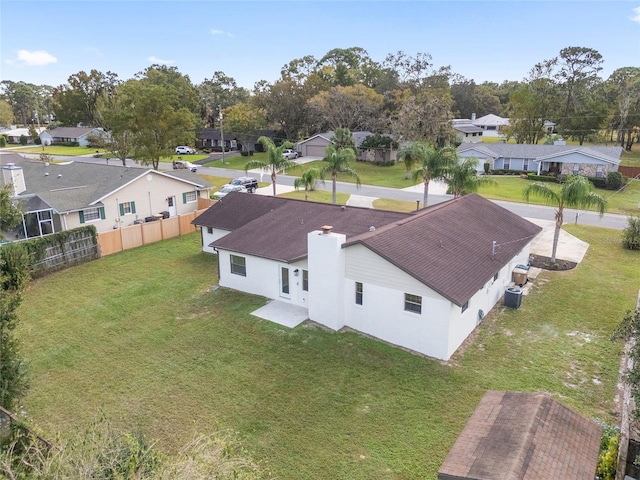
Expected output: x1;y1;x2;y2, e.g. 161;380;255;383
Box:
279;266;290;298
168;196;177;217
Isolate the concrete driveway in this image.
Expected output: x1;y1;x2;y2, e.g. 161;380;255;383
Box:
526;218;589;263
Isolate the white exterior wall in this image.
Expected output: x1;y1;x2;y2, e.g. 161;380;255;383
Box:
344;244;452;360
64;172;204;232
307;230;346;331
201;227;230;253
217;250;310;308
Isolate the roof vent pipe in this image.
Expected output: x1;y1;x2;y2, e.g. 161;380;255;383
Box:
321;225;333;234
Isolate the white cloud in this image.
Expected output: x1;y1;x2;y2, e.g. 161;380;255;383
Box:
147;56;174;65
14;50;57;66
211;28;234;38
631;6;640;23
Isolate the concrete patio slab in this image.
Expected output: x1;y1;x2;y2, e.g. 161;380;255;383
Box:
526;218;589;264
400;180;449;196
251;300;309;328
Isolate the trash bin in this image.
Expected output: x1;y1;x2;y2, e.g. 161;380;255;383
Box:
160;211;170;219
512;268;528;287
504;287;523;309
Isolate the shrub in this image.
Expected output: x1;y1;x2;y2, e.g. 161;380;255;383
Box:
240;151;249;157
491;169;526;176
0;136;6;148
622;216;640;250
483;162;490;174
34;137;41;145
606;171;624;190
595;420;620;480
588;177;607;189
526;173;556;183
372;158;394;166
19;135;28;146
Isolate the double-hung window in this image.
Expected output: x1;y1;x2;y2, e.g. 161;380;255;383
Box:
230;255;246;276
302;270;309;291
503;158;511;170
183;191;197;203
596;165;604;178
79;207;104;223
404;293;422;314
119;201;136;216
355;282;363;305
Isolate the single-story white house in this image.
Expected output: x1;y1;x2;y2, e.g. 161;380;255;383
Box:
192;193;541;360
0;153;212;239
39;127;104;147
1;126;46;144
471;114;510;137
457;143;622;177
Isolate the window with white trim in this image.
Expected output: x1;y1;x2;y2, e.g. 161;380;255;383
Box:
462;301;469;313
355;282;363;305
119;201;135;216
404;293;422;314
184;191;197;203
523;160;529;171
596;165;604;178
503;158;511;170
207;227;213;234
230;255;246;276
302;270;308;291
493;271;499;282
81;207;103;223
572;164;579;175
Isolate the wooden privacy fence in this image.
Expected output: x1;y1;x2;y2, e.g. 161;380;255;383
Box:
619;166;640;179
98;209;208;256
29;228;99;276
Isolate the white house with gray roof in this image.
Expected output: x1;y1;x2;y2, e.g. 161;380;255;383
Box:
39;127;105;146
0;153;211;240
457;143;622;177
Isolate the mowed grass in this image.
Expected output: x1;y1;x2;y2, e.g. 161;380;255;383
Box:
478;176;640;216
16;228;637;478
300;160;416;189
13;145;107;156
278;189;350;204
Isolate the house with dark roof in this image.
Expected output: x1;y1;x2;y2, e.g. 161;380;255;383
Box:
296;131;397;162
39;127;105;147
438;390;602;480
458;143;623;177
196;128;277;152
0;153;212;240
193;193;541;360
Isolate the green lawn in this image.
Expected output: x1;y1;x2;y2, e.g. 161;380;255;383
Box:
299;160;416;189
478;176;640;216
12;145;107;156
278;189;350;204
15;226;636;478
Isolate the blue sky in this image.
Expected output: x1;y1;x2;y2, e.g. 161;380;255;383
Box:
1;1;639;89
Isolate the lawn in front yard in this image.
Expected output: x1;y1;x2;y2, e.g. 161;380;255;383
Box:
16;227;636;478
477;176;640;216
298;160;417;189
13;145;108;156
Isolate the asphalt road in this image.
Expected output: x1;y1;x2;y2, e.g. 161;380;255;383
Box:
15;152;635;231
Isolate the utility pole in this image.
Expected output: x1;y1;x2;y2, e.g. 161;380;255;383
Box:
219;105;225;165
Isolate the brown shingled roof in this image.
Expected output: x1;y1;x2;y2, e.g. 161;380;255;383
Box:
346;194;542;306
208;193;410;262
438;390;602;480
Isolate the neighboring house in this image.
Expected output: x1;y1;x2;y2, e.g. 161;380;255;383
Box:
296;131;396;162
470;114;510;136
193;193;541;360
196;128;277;152
0;154;212;240
457;143;623;177
39;127;104;147
453;123;484;143
1;127;46;144
438;390;602;480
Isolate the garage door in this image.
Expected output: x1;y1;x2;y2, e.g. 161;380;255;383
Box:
305;145;326;157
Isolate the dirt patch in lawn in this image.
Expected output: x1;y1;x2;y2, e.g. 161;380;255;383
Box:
529;254;577;271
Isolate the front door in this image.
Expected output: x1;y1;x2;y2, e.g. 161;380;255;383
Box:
280;266;290;298
168;196;177;217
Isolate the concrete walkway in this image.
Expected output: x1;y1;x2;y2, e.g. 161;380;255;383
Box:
526;218;589;264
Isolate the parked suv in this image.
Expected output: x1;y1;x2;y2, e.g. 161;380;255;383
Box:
226;176;258;193
175;146;196;155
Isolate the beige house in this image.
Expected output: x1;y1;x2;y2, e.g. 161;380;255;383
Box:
0;153;212;240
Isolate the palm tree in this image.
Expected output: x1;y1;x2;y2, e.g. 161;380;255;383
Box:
411;145;457;208
319;144;361;204
245;136;297;196
294;168;320;201
524;175;606;262
445;158;496;199
397;141;427;180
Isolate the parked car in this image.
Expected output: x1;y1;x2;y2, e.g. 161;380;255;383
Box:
282;149;298;160
172;160;198;172
175;146;196;155
225;176;258;193
212;185;247;199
